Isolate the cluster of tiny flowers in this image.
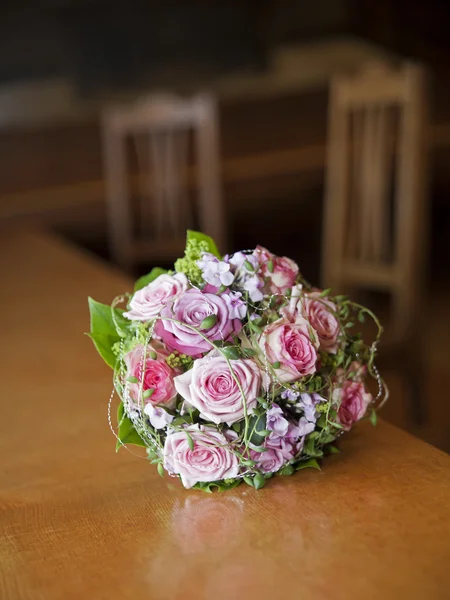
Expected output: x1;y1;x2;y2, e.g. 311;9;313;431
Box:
89;232;386;491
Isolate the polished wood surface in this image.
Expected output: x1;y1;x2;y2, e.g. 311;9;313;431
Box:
1;230;450;600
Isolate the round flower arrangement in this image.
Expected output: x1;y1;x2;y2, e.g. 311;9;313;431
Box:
88;231;388;491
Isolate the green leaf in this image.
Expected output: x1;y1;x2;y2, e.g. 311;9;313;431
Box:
272;361;281;369
253;473;266;490
157;463;165;477
279;464;295;476
244;260;254;272
325;444;340;454
87;297;129;367
221;346;241;360
304;437;324;457
192;479;241;493
370;410;378;426
200;314;218;330
127;375;139;384
134;267;167;292
267;260;274;273
143;388;155;399
358;310;366;323
243;476;254;487
88;297;131;339
251;446;268;453
241;459;256;467
295;458;321;471
86;332;118;369
242;347;257;357
88;297;118;337
116;402;146;451
249;320;263;334
319;288;331;297
187;230;221;258
186;432;195;451
248;413;267;446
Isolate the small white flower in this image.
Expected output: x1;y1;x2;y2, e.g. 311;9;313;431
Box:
144;404;174;429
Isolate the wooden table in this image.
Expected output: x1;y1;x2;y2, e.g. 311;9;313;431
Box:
1;230;450;600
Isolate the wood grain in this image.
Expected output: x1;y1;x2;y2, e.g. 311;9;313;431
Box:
0;230;449;600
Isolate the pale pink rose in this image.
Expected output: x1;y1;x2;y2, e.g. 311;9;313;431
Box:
174;351;261;425
333;380;372;430
256;246;299;295
155;289;241;357
281;287;341;354
163;424;239;488
124;273;188;321
259;318;319;383
280;283;303;321
302;291;340;354
124;343;178;408
250;446;287;473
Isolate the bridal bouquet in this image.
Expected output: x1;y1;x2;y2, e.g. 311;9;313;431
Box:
88;231;387;491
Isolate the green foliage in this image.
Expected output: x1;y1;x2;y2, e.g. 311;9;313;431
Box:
295;458;321;471
248;413;267;446
279;464;295;476
253;473;266;490
134;267;168;292
200;315;218;329
221;346;241;361
116;402;146;451
192;479;241;493
87;297;131;369
187;230;221;258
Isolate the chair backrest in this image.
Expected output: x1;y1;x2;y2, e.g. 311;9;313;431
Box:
102;93;225;270
322;62;429;340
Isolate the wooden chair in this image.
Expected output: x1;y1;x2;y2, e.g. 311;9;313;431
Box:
102;93;225;271
322;62;429;423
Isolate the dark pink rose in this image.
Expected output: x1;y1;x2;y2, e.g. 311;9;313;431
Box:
333;380;372;430
124;343;178;407
155;289;241;357
256;245;299;295
302;291;340;354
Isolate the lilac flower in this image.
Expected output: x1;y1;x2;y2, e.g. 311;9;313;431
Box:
266;404;290;438
296;392;326;424
228;252;259;271
297;416;315;436
281;388;300;401
144;404;174;429
243;275;264;302
226;251;264;302
222;291;247;320
197;253;234;287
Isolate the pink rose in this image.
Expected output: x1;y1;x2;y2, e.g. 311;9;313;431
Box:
302;292;340;354
124;273;188;321
281;287;340;354
259;318;319;383
163;424;239;488
174;352;261;425
155;289;241;357
124;343;178;407
256;246;299;295
333;380;372;430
